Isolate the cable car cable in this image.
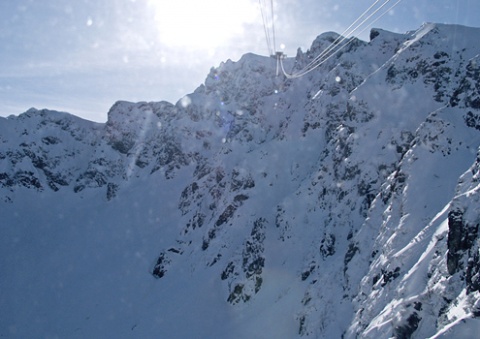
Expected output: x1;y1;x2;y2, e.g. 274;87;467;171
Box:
279;0;403;79
284;0;396;78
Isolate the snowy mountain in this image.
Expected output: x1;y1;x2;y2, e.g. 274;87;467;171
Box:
2;23;480;338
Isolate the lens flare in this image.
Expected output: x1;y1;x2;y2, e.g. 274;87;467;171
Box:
148;0;258;50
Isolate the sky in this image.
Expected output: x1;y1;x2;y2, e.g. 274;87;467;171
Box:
0;0;478;122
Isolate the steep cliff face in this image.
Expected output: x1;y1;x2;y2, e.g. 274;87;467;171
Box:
1;23;480;338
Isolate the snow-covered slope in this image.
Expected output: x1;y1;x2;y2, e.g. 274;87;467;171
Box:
1;23;480;338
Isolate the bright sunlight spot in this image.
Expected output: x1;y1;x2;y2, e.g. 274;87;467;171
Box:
148;0;258;50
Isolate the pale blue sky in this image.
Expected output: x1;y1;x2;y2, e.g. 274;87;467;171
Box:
0;0;478;122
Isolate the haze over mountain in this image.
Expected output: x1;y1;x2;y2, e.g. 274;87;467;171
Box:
1;23;480;338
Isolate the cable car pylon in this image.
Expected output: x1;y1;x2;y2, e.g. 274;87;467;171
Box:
272;51;285;77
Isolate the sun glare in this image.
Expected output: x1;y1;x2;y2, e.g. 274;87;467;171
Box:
148;0;258;50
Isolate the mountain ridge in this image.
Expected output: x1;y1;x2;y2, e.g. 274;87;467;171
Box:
1;23;480;338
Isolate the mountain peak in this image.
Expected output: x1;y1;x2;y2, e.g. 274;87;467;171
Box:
2;23;480;338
